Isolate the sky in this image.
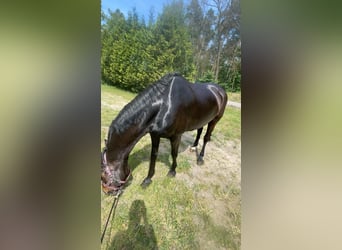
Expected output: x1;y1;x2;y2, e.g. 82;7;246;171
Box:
100;0;223;25
101;0;172;19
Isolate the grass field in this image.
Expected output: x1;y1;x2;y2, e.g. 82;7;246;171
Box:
227;91;241;103
101;84;241;250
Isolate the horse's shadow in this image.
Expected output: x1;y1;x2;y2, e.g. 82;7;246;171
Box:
109;199;158;250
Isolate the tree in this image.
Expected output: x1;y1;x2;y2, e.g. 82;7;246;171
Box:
217;0;241;91
101;9;127;85
186;0;241;91
101;3;195;92
101;0;240;92
204;0;232;81
155;0;195;78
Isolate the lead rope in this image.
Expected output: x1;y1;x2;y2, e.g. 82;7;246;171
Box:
101;189;123;244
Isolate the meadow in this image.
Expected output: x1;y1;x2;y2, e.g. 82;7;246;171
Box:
101;84;241;249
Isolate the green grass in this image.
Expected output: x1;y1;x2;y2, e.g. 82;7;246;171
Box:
101;84;241;249
102;178;197;249
102;84;137;100
227;91;241;103
214;106;241;142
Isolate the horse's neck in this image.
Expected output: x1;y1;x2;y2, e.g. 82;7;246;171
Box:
107;122;148;162
107;92;162;161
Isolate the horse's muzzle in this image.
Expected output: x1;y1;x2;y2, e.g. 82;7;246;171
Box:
101;181;121;195
101;169;131;195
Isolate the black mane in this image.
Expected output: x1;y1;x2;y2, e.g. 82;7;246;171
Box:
108;73;181;137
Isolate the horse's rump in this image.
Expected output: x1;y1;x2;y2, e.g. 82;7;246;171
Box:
151;76;226;135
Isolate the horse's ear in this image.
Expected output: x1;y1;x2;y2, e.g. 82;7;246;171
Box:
104;139;107;146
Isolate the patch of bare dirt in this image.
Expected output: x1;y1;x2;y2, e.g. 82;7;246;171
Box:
176;131;241;249
101;93;128;110
177;132;240;188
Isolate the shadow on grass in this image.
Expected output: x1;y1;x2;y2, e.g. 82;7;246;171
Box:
128;132;197;173
109;200;158;250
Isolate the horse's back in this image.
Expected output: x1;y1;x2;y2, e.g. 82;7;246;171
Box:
152;76;226;135
173;77;227;117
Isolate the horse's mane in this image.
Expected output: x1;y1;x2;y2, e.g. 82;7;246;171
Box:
108;73;181;137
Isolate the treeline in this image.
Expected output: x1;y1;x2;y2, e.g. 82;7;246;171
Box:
101;0;240;92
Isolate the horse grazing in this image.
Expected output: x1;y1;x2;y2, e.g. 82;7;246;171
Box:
101;73;227;195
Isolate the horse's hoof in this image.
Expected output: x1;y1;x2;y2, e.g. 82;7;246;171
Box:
141;178;152;188
197;157;204;165
167;170;176;177
189;146;197;152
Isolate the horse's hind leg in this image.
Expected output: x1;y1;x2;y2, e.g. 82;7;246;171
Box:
197;117;222;165
167;134;181;177
190;127;203;151
142;133;160;188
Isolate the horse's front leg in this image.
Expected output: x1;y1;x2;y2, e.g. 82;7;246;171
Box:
142;133;160;188
167;134;182;177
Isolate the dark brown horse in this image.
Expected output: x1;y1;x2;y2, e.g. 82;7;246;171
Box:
101;73;227;195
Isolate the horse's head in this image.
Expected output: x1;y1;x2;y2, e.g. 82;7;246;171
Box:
101;148;131;195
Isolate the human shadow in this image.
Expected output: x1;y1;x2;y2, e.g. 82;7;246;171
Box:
109;200;158;250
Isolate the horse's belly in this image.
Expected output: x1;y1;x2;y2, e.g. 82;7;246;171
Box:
184;111;217;131
164;106;218;134
151;112;214;137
